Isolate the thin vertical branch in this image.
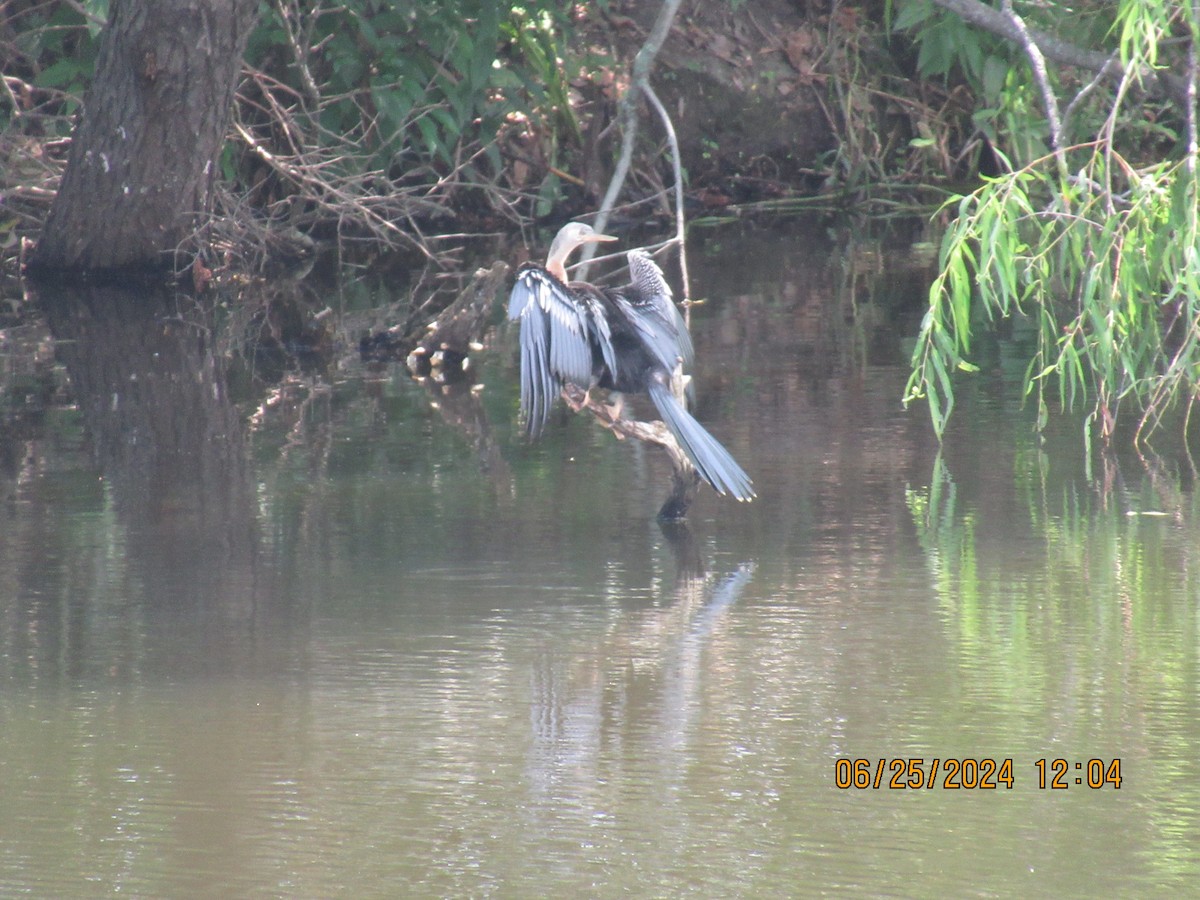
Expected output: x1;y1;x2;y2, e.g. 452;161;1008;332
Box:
1063;51;1120;135
642;81;690;303
581;0;684;272
274;0;321;110
1099;64;1137;214
1187;4;1200;176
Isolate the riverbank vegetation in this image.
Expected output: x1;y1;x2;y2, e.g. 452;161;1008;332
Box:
3;0;1200;446
0;0;972;276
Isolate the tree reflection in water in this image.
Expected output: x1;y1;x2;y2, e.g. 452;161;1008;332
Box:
36;281;263;622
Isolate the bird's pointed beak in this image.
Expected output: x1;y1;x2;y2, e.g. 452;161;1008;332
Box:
585;232;618;243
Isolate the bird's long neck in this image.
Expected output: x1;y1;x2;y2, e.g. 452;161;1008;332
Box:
544;237;579;282
546;257;568;281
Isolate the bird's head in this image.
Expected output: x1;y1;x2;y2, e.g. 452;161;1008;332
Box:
545;222;617;278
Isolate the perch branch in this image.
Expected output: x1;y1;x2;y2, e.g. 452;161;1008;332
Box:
560;382;701;520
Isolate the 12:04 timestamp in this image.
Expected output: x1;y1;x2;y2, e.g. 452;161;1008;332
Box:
1034;758;1123;789
833;758;1122;789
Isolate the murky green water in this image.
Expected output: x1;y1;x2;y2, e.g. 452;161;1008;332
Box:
3;223;1199;896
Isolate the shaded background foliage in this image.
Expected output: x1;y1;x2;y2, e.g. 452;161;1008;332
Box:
5;0;1200;447
5;0;1194;225
235;2;585;211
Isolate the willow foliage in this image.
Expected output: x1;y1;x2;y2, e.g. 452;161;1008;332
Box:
899;0;1200;445
905;152;1200;443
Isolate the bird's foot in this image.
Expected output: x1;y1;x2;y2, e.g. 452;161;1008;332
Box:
599;395;626;438
561;385;588;412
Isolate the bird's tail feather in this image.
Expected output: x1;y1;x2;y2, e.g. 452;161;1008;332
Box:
648;382;755;501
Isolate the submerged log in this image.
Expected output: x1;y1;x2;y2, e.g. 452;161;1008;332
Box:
360;261;509;383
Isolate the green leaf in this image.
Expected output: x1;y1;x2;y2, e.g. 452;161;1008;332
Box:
33;57;88;90
894;0;936;32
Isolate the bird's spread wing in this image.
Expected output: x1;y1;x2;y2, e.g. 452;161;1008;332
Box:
581;292;619;383
508;264;606;435
623;250;694;373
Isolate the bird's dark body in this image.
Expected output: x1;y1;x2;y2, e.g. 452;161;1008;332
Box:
508;226;753;501
567;281;661;395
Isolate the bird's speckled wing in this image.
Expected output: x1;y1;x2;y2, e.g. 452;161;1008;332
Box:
622;250;694;373
508;263;607;435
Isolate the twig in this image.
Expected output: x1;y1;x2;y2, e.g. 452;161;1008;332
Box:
273;0;323;110
230;119;448;262
1063;51;1121;134
1187;5;1199;175
641;82;690;303
1;74;22;120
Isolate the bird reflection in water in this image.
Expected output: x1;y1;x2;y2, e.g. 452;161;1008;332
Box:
507;222;754;504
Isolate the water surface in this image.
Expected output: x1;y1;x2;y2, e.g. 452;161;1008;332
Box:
2;222;1198;896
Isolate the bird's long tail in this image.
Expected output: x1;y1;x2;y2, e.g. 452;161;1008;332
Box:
648;381;755;501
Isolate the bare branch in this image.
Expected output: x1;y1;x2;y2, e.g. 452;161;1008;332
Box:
1187;5;1200;175
273;0;322;110
999;0;1067;177
930;0;1190;107
642;81;690;303
1062;50;1121;133
584;0;685;270
577;0;693;329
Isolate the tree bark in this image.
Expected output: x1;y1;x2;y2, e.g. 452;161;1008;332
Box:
30;0;257;274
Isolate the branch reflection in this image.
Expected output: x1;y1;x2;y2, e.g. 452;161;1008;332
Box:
528;521;755;805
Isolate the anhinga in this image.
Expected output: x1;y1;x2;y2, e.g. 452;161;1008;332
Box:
507;222;754;501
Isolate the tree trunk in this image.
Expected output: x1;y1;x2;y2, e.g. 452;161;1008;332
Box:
30;0;257;274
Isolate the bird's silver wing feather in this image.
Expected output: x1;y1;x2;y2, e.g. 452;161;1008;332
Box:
583;293;619;381
517;296;558;435
508;264;604;434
